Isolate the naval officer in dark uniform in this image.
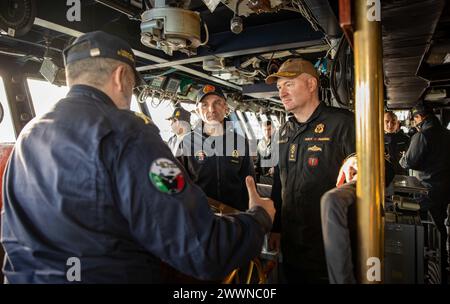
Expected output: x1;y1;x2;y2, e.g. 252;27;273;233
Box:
266;58;355;283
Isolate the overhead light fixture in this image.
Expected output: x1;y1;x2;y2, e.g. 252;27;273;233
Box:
140;0;207;56
230;16;243;34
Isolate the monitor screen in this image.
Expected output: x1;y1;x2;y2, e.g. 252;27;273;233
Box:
165;78;181;94
150;76;166;90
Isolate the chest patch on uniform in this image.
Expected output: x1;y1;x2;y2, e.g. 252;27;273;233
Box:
195;150;207;162
307;157;319;167
314;123;325;134
289;144;297;162
305;137;330;142
230;149;240;164
149;158;185;194
307;145;322;152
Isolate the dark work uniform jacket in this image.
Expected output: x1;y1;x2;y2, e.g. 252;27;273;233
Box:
400;117;450;192
399;116;450;278
179;121;255;211
271;102;355;281
384;131;410;175
1;85;271;283
400;117;450;225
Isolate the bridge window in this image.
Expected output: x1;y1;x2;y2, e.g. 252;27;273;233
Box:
259;113;268;122
228;112;246;138
393;110;409;121
130;96;140;113
270;114;281;129
144;99;198;142
27;79;69;117
245;111;263;140
25;79;202;142
236;110;254;140
0;77;16;142
27;79;144;117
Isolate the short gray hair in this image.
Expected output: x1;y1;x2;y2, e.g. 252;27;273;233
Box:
66;57;124;86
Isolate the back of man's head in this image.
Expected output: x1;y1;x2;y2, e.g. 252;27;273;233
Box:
66;56;124;88
63;31;140;88
411;103;432;118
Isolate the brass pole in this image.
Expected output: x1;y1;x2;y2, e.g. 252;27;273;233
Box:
354;0;385;283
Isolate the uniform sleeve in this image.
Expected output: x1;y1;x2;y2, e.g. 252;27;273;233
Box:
400;132;427;170
320;183;357;284
110;128;272;280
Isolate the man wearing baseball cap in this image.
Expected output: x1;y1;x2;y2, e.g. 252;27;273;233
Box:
166;105;191;157
177;84;256;211
400;103;450;282
267;58;356;283
383;111;410;175
1;31;275;283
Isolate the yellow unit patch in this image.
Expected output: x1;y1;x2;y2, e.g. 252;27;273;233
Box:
314;123;325;134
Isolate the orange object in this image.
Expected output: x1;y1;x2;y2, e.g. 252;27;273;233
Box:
0;143;14;210
0;143;13;283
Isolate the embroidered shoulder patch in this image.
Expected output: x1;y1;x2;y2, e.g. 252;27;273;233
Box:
149;158;185;194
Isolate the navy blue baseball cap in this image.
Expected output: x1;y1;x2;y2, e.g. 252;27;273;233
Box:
63;31;143;86
196;84;226;104
166;106;191;122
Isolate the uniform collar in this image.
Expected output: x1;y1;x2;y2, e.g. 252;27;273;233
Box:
288;102;325;126
67;85;116;108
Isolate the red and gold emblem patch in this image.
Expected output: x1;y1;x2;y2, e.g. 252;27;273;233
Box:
308;157;319;167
